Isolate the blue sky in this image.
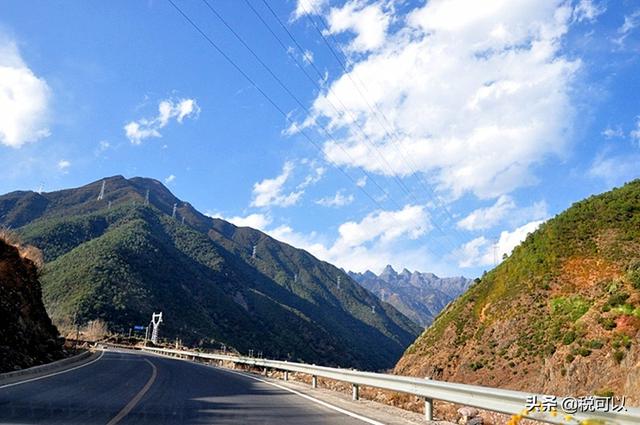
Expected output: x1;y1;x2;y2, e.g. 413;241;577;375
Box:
1;0;639;277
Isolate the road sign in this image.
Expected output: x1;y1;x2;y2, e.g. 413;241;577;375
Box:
133;325;145;331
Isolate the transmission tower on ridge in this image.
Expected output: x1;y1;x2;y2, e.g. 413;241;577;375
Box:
337;276;341;289
172;203;177;218
145;189;150;206
97;180;106;201
252;245;257;259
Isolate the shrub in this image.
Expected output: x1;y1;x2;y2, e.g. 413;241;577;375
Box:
613;351;625;364
551;296;591;322
598;316;617;330
595;389;615;398
607;292;630;307
577;347;592;357
469;361;484;371
587;339;604;349
565;353;575;363
562;330;576;345
629;270;640;290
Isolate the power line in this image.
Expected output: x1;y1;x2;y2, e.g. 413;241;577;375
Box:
202;0;440;219
243;0;461;256
247;0;424;208
199;0;411;212
167;0;392;214
258;0;463;251
297;0;468;246
167;0;443;259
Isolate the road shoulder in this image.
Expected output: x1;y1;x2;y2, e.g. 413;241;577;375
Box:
0;350;100;388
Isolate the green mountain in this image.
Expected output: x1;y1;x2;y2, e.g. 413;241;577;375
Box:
0;176;420;370
396;180;640;403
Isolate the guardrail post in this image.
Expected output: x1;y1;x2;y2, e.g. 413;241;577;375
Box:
424;376;433;421
283;371;289;381
311;375;317;388
424;397;433;421
263;367;268;376
352;384;359;401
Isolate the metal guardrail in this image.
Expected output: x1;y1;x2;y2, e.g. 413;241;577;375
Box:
0;351;92;383
141;346;640;425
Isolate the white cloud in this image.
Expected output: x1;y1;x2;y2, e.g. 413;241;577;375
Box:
457;195;516;230
251;161;303;208
164;174;176;184
98;140;111;151
457;220;544;268
302;49;314;65
457;195;547;231
602;126;624;139
296;0;580;200
251;161;323;208
630;117;640;144
267;204;432;272
0;39;51;148
57;159;71;172
316;190;355;207
292;0;327;19
326;1;391;52
124;98;200;144
297;164;326;189
209;212;272;231
573;0;605;23
356;176;367;187
615;10;640;46
589;152;640;186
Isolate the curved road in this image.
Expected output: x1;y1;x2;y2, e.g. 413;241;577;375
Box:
0;350;373;424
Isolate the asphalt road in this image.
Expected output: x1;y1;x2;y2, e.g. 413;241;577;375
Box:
0;350;374;424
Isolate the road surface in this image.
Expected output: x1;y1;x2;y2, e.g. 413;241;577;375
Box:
0;350;377;424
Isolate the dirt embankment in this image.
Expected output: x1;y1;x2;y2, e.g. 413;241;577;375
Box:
0;237;63;373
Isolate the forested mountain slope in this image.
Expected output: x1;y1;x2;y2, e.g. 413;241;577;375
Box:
0;176;420;370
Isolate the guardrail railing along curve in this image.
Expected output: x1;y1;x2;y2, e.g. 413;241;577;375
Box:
138;346;640;425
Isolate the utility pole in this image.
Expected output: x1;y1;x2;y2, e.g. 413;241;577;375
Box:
73;312;80;350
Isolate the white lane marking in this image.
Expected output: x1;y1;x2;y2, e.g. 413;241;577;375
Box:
106;358;158;425
0;350;105;389
214;366;386;425
109;350;386;425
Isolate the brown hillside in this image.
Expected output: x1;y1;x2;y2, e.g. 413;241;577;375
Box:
395;180;640;405
0;237;63;373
